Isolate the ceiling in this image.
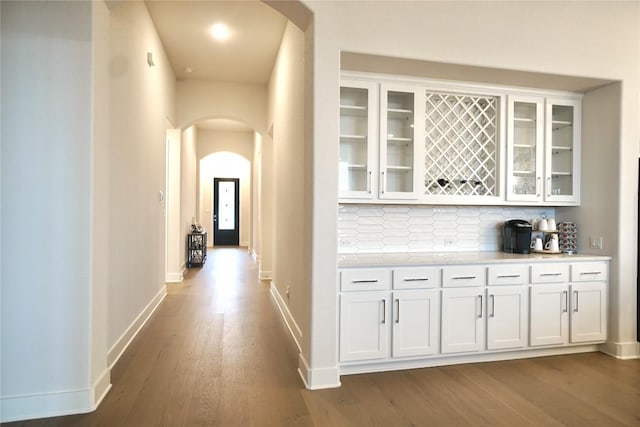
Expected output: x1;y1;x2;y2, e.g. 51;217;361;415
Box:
146;0;287;132
145;0;287;84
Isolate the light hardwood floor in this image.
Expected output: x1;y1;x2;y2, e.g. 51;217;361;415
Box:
7;248;640;426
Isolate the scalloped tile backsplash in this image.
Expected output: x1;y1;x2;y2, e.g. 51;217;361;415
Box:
337;205;555;253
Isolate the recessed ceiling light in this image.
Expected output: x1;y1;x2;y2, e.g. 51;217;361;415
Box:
209;23;230;41
184;67;193;73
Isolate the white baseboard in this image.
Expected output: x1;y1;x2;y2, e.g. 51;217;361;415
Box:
269;283;341;390
91;368;112;409
107;285;167;368
601;340;640;359
269;282;302;352
1;388;94;423
240;241;249;247
165;271;183;283
259;270;272;280
297;353;341;390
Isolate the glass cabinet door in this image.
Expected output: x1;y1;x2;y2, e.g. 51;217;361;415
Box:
379;85;421;200
507;96;544;202
339;80;378;199
545;98;581;203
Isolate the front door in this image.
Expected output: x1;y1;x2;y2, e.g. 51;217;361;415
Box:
213;178;240;246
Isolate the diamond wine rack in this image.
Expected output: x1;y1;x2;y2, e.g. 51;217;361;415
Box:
424;92;498;196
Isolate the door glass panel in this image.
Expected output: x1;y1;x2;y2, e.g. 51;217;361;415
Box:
339;86;369;193
385;91;414;193
218;181;235;230
550;104;574;196
512;102;538;196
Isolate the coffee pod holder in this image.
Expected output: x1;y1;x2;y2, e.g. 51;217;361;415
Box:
558;221;577;254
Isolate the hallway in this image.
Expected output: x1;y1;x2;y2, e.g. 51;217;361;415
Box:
8;248;640;426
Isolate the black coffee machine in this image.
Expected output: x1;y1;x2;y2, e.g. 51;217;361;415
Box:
503;219;533;254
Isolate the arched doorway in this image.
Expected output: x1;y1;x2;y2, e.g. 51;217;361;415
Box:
200;152;251;247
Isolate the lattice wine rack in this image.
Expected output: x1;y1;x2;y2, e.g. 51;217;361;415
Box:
424;92;498;196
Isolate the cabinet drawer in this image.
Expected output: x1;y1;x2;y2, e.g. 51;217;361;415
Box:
530;264;569;284
393;267;441;289
442;265;486;287
571;262;608;282
487;264;528;286
341;269;391;291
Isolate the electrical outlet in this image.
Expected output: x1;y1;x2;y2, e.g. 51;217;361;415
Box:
339;238;355;248
589;236;603;250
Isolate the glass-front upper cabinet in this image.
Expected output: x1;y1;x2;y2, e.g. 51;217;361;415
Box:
507;95;581;205
506;96;544;202
379;84;423;200
545;98;581;204
339;80;378;199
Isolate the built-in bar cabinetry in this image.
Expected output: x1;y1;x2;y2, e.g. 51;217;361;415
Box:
338;255;608;374
339;72;582;206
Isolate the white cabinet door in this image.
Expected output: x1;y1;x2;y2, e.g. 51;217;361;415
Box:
487;286;527;350
392;289;440;357
441;287;484;353
544;98;581;205
339;80;378;200
339;292;390;362
506;95;544;203
530;284;569;346
379;83;423;200
570;282;607;343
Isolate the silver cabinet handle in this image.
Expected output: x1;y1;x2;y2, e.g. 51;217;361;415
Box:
381;171;385;194
395;299;400;324
574;291;579;312
352;279;378;284
580;271;602;276
563;290;568;313
536;176;541;197
403;277;429;282
453;276;477;280
546;176;552;197
540;272;562;276
367;171;372;194
478;295;483;318
497;274;520;278
381;299;386;324
490;294;495;317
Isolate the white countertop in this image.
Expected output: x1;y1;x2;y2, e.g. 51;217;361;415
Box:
338;251;611;268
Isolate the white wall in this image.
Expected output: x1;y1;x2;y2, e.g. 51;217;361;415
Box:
180;126;197;268
106;0;175;358
251;132;262;261
166;128;183;281
176;81;268;134
1;1;93;420
268;21;309;357
303;0;640;388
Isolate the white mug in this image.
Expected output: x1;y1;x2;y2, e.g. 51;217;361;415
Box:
531;238;543;251
547;218;556;231
538;218;548;231
545;239;559;252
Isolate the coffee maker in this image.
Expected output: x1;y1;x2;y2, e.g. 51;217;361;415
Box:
503;219;533;254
